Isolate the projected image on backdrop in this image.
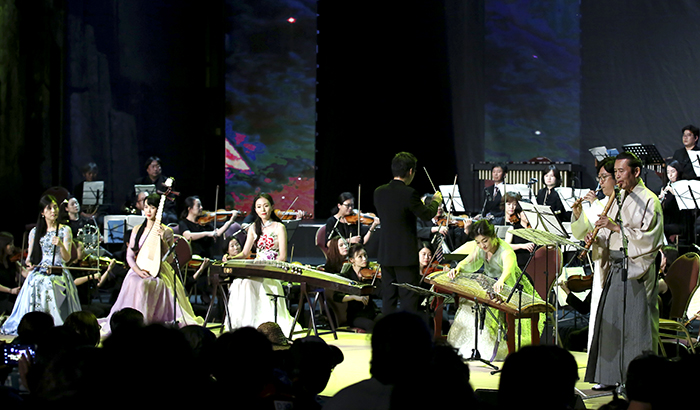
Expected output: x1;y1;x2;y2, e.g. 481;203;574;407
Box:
224;0;317;215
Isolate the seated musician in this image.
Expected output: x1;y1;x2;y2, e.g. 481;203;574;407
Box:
324;237;349;274
179;196;239;259
659;160;687;244
536;166;569;222
417;194;470;253
672;124;700;180
224;193;298;335
134;156;177;224
482;163;508;225
0;232;22;314
325;192;379;247
446;219;542;361
96;193;204;335
329;244;380;332
72;162;99;215
221;236;243;262
502;192;535;271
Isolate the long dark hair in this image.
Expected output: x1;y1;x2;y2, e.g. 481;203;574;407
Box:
180;196;200;220
325;237;347;273
252;193;282;239
331;192;354;215
30;195;59;265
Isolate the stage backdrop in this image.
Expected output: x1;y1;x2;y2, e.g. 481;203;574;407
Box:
483;0;581;163
224;0;317;215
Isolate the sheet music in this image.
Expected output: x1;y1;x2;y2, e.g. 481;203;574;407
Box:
556;188;592;212
671;180;700;209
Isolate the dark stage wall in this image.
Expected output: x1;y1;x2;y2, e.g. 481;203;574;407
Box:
3;0;700;242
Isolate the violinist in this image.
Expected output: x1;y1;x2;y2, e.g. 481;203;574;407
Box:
502;192;535;270
325;192;379;247
0;232;22;314
179;196;239;259
417;194;471;253
330;243;379;332
324;237;349;274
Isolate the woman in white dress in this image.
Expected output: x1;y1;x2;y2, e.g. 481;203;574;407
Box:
225;193;297;335
446;219;543;361
1;195;81;335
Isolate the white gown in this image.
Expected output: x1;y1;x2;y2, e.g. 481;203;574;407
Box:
224;228;298;335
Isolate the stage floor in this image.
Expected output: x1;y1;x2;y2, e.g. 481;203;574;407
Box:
313;331;613;410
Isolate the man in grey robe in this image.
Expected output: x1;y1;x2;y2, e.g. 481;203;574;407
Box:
584;152;663;389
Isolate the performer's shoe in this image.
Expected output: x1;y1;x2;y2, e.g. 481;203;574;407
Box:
591;384;616;391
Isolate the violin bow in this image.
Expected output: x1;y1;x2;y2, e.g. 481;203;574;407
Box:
358;184;362;235
213;185;220;228
284;196;299;215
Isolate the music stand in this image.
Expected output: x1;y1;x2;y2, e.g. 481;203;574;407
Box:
103;216;127;243
556;188;590;212
439;184;465;213
670;180;700;245
519;202;568;238
621;143;665;166
134;184;156;197
82;181;104;206
510;228;584;346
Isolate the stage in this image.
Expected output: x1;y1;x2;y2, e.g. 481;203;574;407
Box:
312;331;611;409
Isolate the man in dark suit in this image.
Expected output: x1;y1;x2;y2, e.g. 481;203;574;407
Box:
373;152;442;316
672;124;700;180
482;163;507;225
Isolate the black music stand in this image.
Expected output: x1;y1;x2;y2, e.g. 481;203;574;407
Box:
621;143;664;166
670;180;700;246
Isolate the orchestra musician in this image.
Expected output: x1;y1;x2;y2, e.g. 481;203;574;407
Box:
329;243;380;332
1;195;81;335
672;124;700;180
502;192;535;271
179;196;239;259
417;194;471;254
134;156;177;224
0;232;22;314
582;152;663;391
446;219;542;361
536;166;568;222
324;237;349;274
570;156;616;378
659;160;686;244
224;193;298;335
97;193;204;335
325;192;380;247
482;163;508;225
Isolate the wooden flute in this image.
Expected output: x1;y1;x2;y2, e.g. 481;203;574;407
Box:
577;193;616;260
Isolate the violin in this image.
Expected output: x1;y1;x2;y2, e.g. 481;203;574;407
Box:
421;262;450;276
345;211;378;225
558;274;593;292
358;266;381;281
508;212;532;229
435;216;470;229
197;209;245;225
275;209;313;220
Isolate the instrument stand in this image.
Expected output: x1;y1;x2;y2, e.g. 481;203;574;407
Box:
469;299;500;371
393;283;451;332
289;282;337;340
266;292;288;324
169;250;183;328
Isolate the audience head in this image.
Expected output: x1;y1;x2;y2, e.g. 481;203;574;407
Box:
213;327;274;393
15;311;55;345
288;336;344;396
63;311;100;347
370;312;433;385
109;307;144;335
498;345;578;410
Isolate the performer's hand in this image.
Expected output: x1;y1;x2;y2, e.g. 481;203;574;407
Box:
229;210;239;222
51;236;60;246
134;267;150;279
438;225;448;235
349;235;362;244
371;217;380;229
448;269;458;280
595;214;619;233
493;279;505;294
583;190;597;204
154;224;165;237
433;191;443;204
354;295;369;306
10;287;20;295
572;198;584;219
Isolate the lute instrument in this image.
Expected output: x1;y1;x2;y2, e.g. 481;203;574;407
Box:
136;177;174;277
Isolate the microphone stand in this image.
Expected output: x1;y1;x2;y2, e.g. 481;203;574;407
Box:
162;237;183;327
615;187;629;393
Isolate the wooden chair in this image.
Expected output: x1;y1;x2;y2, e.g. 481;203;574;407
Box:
658;252;700;356
525;245;563;300
315;225;329;258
